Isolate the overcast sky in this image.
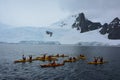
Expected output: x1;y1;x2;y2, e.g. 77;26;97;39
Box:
0;0;120;27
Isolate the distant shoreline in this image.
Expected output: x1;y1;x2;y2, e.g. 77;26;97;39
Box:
0;42;120;47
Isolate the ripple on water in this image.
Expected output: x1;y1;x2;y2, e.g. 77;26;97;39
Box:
0;45;120;80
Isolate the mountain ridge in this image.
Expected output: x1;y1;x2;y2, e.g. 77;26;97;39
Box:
0;12;120;45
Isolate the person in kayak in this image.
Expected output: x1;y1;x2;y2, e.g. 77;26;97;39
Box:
43;54;46;59
99;57;103;63
52;60;56;65
48;55;52;60
56;54;59;57
80;54;84;57
22;55;26;61
69;57;72;60
61;54;64;57
29;55;32;61
73;57;77;60
94;57;98;63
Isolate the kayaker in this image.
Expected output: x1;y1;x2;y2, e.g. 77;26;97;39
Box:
100;57;103;63
43;54;46;59
56;54;59;57
94;57;98;63
80;54;82;57
48;55;52;60
22;55;26;61
69;57;72;60
80;54;84;57
61;54;64;57
52;60;56;65
29;55;32;60
73;57;77;60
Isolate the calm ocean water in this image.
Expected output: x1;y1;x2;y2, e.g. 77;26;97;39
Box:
0;44;120;80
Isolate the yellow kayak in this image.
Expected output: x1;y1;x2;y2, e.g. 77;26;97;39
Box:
77;56;86;60
88;61;108;64
40;63;64;68
35;57;58;61
14;59;36;63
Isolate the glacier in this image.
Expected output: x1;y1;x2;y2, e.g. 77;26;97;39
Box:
0;14;120;46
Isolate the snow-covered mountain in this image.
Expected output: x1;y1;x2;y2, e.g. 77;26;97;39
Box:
0;13;120;46
100;17;120;39
0;14;78;43
72;13;101;33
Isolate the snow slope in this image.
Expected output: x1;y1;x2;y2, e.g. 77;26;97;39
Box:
0;13;120;46
47;14;120;46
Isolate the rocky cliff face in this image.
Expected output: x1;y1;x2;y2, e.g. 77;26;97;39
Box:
108;17;120;39
72;13;101;33
99;23;108;35
72;13;120;39
100;17;120;39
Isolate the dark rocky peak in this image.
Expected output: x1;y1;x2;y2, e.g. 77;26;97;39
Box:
72;13;101;33
108;17;120;33
112;17;120;22
72;12;89;32
109;17;120;27
76;13;86;22
104;23;109;26
99;23;109;35
101;17;120;39
102;23;109;29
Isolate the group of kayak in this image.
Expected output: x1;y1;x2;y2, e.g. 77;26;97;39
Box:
64;54;86;62
40;54;86;68
88;56;107;64
14;54;107;68
14;55;34;63
14;54;68;63
40;60;65;68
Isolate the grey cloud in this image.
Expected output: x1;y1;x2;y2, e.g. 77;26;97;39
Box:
59;0;120;23
59;0;120;12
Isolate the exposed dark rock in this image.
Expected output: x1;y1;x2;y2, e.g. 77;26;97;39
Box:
108;17;120;33
99;23;108;35
88;22;101;31
108;17;120;39
46;31;53;37
100;17;120;39
72;13;101;33
108;27;120;39
72;13;120;40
